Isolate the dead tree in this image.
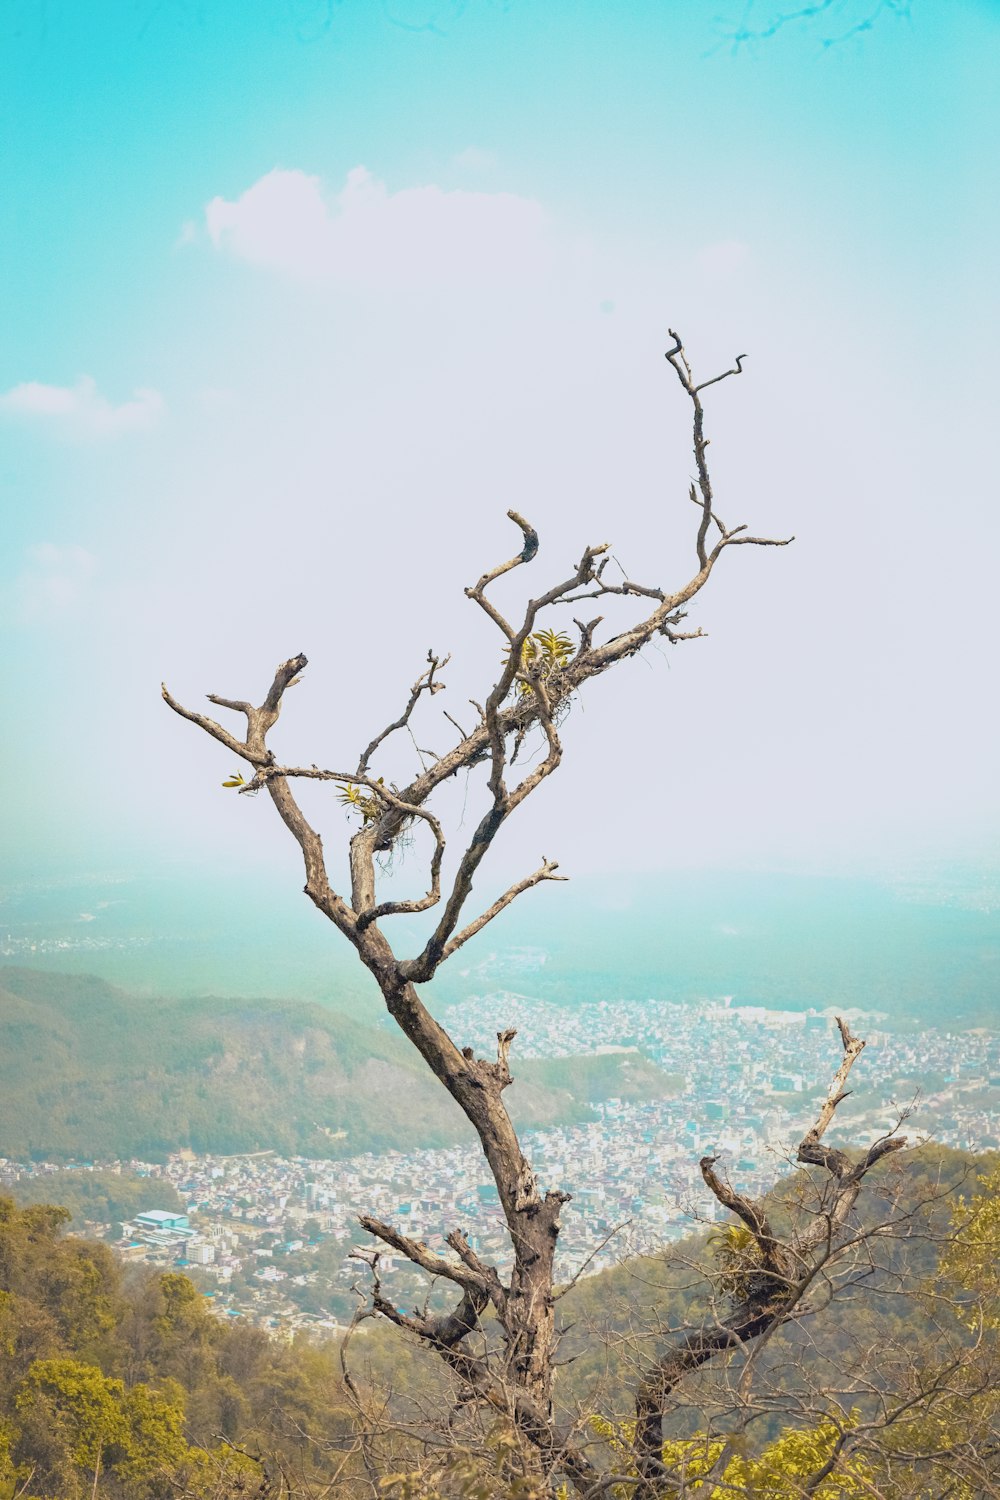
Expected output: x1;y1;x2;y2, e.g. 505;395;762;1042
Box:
163;333;907;1494
630;1018;907;1497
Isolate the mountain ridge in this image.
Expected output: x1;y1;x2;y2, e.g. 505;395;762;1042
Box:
0;967;678;1161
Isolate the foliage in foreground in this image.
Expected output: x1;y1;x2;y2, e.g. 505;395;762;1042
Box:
0;1196;358;1499
2;1151;999;1497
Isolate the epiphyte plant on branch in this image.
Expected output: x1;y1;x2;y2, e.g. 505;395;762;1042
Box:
163;333;912;1496
504;627;575;698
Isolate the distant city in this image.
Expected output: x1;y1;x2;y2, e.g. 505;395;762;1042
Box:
4;996;997;1338
1;931;153;957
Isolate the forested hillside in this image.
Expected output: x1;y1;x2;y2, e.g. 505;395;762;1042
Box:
0;968;678;1161
0;1194;359;1498
6;1171;186;1232
1;1148;997;1498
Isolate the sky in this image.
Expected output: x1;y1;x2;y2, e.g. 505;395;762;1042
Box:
1;0;998;913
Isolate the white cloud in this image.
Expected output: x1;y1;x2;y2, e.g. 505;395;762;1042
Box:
0;377;165;439
203;165;550;286
12;544;97;624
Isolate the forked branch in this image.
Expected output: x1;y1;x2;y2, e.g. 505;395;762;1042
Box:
631;1018;908;1498
357;650;450;775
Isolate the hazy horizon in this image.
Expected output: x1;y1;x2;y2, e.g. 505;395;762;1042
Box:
4;858;999;1031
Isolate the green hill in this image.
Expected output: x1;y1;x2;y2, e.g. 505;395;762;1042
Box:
0;968;678;1162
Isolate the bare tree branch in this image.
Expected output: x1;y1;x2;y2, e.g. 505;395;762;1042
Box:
630;1018;909;1498
356;650;450;776
434;859;565;970
160;687;255;762
162;333;817;1496
358;1215;494;1300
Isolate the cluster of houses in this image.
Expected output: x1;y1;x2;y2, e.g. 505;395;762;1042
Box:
5;993;997;1336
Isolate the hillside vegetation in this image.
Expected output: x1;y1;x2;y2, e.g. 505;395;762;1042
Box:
0;1193;359;1498
0;1149;996;1498
0;968;678;1161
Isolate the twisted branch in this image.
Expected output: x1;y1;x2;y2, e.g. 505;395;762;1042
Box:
357;650;449;776
631;1018;908;1497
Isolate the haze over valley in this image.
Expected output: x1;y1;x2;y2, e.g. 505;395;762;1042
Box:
4;857;998;1330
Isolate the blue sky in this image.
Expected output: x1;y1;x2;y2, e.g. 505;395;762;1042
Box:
1;0;998;891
